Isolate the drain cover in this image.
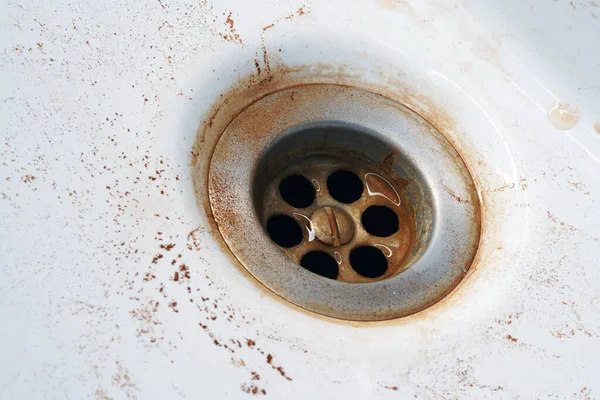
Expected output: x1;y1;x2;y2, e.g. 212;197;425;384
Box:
205;84;480;321
256;143;416;283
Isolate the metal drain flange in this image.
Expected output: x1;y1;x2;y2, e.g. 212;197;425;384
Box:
206;84;480;321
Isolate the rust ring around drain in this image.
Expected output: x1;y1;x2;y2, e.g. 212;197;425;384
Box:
205;84;481;321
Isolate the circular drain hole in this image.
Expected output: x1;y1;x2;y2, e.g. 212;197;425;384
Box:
279;174;316;208
204;84;481;320
362;205;400;237
256;136;415;284
327;170;364;204
300;251;339;279
266;215;303;248
350;246;388;278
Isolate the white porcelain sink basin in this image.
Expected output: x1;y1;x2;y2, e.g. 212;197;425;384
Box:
1;0;599;398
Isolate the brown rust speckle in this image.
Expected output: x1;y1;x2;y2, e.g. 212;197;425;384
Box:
21;174;36;183
240;383;266;395
443;184;470;204
218;12;243;45
284;6;311;20
264;353;292;381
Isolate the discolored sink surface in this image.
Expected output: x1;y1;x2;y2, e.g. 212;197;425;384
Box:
1;0;600;398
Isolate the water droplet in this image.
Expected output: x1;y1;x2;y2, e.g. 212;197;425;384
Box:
334;251;342;265
293;213;316;242
548;101;580;130
311;178;321;192
374;244;393;258
365;173;401;206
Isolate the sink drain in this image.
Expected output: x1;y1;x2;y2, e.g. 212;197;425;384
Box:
254;135;417;283
205;84;480;321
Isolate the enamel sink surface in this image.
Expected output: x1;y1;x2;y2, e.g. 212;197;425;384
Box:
1;0;599;398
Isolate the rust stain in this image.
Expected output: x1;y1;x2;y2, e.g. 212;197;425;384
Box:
490;182;516;193
257;5;311;75
255;144;419;283
225;12;234;30
443;184;470;203
179;264;191;279
254;59;261;75
261;38;270;74
380;152;394;174
191;61;485;324
218;11;243;45
547;211;579;233
266;354;292;381
21;174;37;183
284;6;311;20
594;122;600;134
324;207;342;247
240;383;266;395
506;334;518;343
497;313;520;325
111;361;137;397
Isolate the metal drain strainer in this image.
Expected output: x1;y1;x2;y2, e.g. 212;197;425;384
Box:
256;138;417;283
206;84;480;321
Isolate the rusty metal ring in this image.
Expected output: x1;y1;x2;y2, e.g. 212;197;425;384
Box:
207;84;481;321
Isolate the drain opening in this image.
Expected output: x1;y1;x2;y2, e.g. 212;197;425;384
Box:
362;205;400;237
206;84;481;319
327;170;364;204
300;251;339;279
279;174;316;208
266;215;303;248
254;124;419;284
350;246;388;278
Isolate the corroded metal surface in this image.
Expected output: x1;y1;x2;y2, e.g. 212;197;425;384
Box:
310;206;354;247
257;153;417;283
206;84;481;319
